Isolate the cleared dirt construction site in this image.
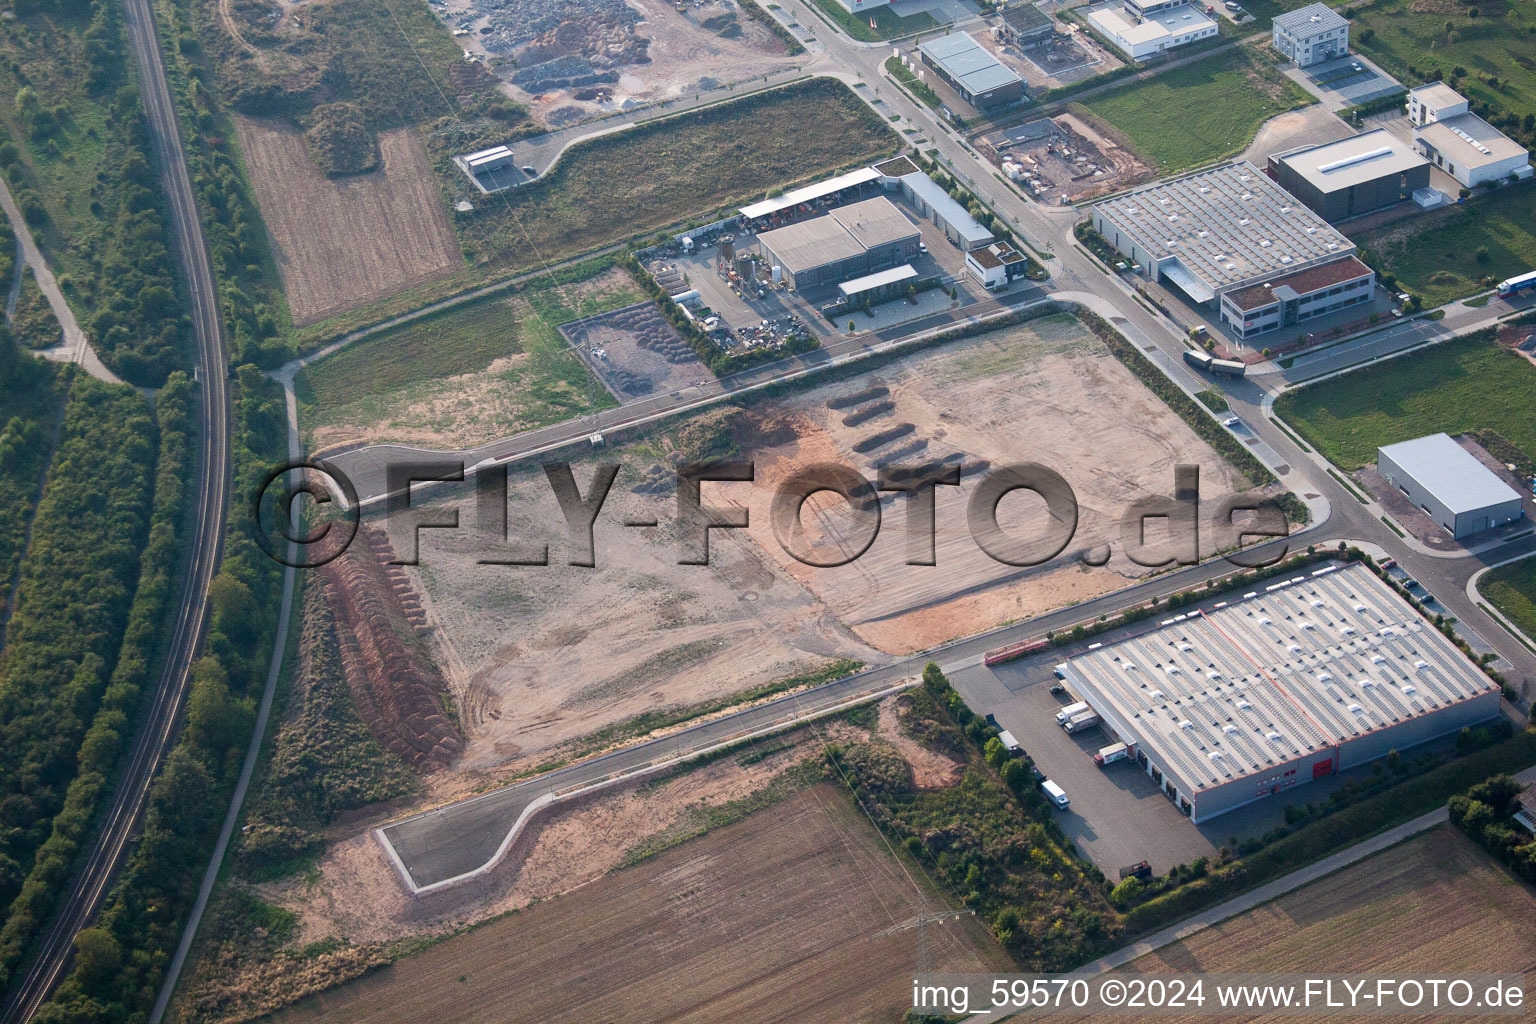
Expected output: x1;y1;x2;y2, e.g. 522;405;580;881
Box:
400;312;1250;777
236;117;462;325
269;783;1007;1024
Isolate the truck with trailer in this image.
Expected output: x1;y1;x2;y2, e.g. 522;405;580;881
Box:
1062;709;1100;734
1183;348;1246;377
1094;741;1129;766
1496;270;1536;297
1183;349;1213;371
1054;700;1089;725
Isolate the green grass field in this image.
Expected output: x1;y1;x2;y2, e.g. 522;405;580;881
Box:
1077;47;1311;173
1274;334;1536;469
1352;0;1536;122
297;263;638;445
454;79;897;274
1358;183;1536;306
1481;558;1536;645
808;0;937;40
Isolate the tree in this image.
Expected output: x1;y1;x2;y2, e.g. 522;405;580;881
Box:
1110;876;1143;906
72;928;121;995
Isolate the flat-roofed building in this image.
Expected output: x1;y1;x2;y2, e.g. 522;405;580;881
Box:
1086;3;1217;60
919;32;1026;108
1412;111;1533;188
1270;129;1430;221
1219;255;1374;339
755;196;920;290
998;3;1056;47
894;169;995;250
1377;433;1525;538
1091;161;1372;336
1406;81;1469;126
829;0;893;10
838;264;919;303
1055;563;1501;822
1271;2;1349;67
965;241;1030;289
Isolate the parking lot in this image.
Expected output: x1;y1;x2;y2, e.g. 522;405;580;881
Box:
652;192;994;341
945;570;1428;876
1285;52;1404;112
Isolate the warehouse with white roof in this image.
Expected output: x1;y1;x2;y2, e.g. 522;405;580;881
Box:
1091;161;1375;337
1055;564;1500;822
1377;433;1525;538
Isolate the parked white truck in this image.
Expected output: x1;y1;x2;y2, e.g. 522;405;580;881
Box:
1094;741;1129;766
1062;709;1100;734
1054;700;1089;725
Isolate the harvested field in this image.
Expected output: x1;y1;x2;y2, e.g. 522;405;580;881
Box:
320;528;462;770
266;783;1007;1024
236;117;461;325
557;300;710;400
1119;825;1536;1022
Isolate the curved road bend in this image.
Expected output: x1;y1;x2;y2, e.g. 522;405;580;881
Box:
382;528;1324;892
0;0;230;1019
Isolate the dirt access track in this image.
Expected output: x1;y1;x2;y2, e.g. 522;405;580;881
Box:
268;783;1008;1024
398;313;1249;775
236;117;461;325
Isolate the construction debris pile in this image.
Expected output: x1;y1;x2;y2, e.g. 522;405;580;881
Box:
446;0;651;90
320;529;463;770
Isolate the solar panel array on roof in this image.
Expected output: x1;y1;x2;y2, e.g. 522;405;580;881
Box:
1059;564;1496;793
1092;161;1355;292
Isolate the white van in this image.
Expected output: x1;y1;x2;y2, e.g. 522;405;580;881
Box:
1041;779;1070;809
1055;700;1089;725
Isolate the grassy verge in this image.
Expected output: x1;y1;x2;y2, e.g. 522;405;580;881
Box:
451;78;898;275
1357;183;1536;306
1480;558;1536;643
1273;331;1536;469
808;0;937;40
297;260;636;446
1077;46;1311;173
886;55;941;109
1196;389;1229;413
9;266;60;349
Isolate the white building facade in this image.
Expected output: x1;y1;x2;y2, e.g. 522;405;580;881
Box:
1271;3;1349;67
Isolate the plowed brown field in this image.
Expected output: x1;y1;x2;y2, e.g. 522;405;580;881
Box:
1121;825;1536;1022
236;117;461;325
268;784;1009;1024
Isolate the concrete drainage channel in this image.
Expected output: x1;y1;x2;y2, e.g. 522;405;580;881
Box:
375;679;918;897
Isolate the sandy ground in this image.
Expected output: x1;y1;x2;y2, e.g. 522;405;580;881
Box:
236;118;461;326
306;268;637;453
396;313;1251;776
403;468;885;769
726;314;1248;654
267;781;1008;1024
264;728;835;947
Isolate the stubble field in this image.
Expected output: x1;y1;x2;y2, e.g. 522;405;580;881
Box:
267;782;1008;1024
237;118;462;325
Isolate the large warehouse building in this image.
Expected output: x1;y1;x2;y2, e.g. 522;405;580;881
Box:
1269;129;1430;222
1056;564;1501;823
754;195;920;290
1091;161;1375;338
1377;433;1525;539
919;32;1026;109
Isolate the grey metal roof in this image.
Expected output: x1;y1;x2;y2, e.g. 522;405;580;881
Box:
919;31;1022;96
839;264;918;296
1273;2;1348;37
1278;129;1428;192
1377;433;1523;515
900;171;994;245
755;196;917;274
1057;564;1496;793
1414;112;1531;170
1093;161;1356;293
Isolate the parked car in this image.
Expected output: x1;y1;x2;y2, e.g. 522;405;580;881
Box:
1049;682;1066;696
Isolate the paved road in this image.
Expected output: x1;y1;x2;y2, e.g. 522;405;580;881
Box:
380;524;1312;892
0;0;231;1019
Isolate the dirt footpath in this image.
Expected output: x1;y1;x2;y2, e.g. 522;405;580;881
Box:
236;118;461;325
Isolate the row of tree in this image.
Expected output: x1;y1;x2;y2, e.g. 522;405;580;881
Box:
0;372;160;991
1449;774;1536;883
36;367;291;1022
